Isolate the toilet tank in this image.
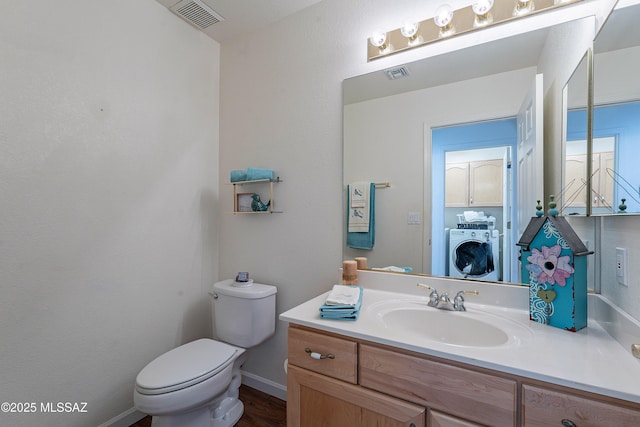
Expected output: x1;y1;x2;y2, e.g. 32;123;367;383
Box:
211;279;277;348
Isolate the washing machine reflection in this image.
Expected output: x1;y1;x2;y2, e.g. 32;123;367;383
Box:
448;228;500;281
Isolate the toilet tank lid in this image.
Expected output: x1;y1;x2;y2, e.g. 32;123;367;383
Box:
213;279;277;299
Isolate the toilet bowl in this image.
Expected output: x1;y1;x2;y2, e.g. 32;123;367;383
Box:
133;279;277;427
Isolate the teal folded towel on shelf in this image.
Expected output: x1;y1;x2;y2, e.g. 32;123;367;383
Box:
246;168;274;181
230;170;247;182
319;285;363;321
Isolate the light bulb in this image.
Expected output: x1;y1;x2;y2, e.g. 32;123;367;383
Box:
473;0;494;27
472;0;494;15
369;31;388;50
434;4;453;27
434;4;455;37
400;20;420;40
514;0;535;16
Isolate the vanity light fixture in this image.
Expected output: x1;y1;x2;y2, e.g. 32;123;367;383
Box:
514;0;535;16
434;4;455;38
472;0;495;27
366;0;583;61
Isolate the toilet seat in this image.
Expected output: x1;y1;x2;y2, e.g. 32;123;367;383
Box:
135;339;238;395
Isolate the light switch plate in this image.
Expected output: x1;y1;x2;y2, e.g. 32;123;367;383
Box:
408;212;421;225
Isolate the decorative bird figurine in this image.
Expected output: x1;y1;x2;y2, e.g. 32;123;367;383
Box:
251;194;270;211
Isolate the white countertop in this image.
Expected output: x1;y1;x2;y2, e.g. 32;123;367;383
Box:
280;275;640;404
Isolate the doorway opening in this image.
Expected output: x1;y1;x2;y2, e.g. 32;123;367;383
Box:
431;118;518;283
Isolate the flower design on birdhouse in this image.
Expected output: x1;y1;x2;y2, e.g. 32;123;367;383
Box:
525;244;574;287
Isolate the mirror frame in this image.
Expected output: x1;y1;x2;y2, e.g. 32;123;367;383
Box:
562;49;594;216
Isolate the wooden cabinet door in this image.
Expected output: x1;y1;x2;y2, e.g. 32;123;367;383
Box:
287;365;425;427
523;384;640;427
565;151;616;210
446;163;469;207
564;153;588;208
469;159;503;206
446;160;504;207
597;151;615;208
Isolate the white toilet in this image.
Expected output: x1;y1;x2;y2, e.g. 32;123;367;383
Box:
133;279;277;427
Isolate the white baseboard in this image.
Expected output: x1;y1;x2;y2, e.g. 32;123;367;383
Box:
101;372;287;426
98;406;146;427
241;369;287;401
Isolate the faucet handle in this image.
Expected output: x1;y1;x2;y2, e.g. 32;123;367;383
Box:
453;290;479;311
416;283;434;291
456;290;479;297
417;283;440;307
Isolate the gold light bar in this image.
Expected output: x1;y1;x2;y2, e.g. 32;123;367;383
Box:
367;0;582;61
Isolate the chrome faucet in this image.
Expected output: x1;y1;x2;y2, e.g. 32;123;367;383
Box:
417;283;479;311
452;290;479;311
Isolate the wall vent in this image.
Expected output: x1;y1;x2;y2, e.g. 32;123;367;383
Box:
384;66;410;80
170;0;225;29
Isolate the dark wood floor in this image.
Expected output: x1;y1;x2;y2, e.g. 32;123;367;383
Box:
129;385;286;427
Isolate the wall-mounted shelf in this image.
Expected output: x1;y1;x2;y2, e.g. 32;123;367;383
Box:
229;178;282;214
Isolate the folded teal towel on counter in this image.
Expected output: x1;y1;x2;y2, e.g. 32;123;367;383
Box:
319;310;360;321
319;285;363;321
246;168;274;181
230;170;247;182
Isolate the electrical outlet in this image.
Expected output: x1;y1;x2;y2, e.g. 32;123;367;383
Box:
616;247;628;286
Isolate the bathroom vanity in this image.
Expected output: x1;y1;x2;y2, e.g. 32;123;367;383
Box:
280;272;640;427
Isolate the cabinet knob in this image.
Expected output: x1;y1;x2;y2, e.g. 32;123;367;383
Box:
561;419;577;427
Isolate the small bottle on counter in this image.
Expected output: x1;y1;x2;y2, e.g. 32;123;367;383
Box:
342;260;358;285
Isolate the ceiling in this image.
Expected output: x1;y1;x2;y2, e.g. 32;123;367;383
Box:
594;2;640;53
154;0;323;42
343;26;552;105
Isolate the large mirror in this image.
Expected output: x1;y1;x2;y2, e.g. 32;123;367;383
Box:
588;2;640;215
344;17;595;287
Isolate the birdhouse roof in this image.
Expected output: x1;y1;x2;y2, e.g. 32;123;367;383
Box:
516;216;593;256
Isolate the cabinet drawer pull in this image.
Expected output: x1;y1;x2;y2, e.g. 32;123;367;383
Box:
305;347;335;360
561;419;577;427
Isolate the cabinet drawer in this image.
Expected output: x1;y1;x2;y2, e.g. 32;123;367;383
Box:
429;410;483;427
523;384;640;427
288;327;357;384
360;344;517;426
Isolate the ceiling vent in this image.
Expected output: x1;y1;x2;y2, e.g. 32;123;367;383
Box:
384;66;410;80
170;0;225;29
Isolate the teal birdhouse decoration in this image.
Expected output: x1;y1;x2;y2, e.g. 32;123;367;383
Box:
251;194;270;212
516;200;593;332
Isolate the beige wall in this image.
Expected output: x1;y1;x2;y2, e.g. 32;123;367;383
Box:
0;1;220;426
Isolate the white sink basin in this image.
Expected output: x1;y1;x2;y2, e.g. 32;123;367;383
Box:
369;299;531;348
